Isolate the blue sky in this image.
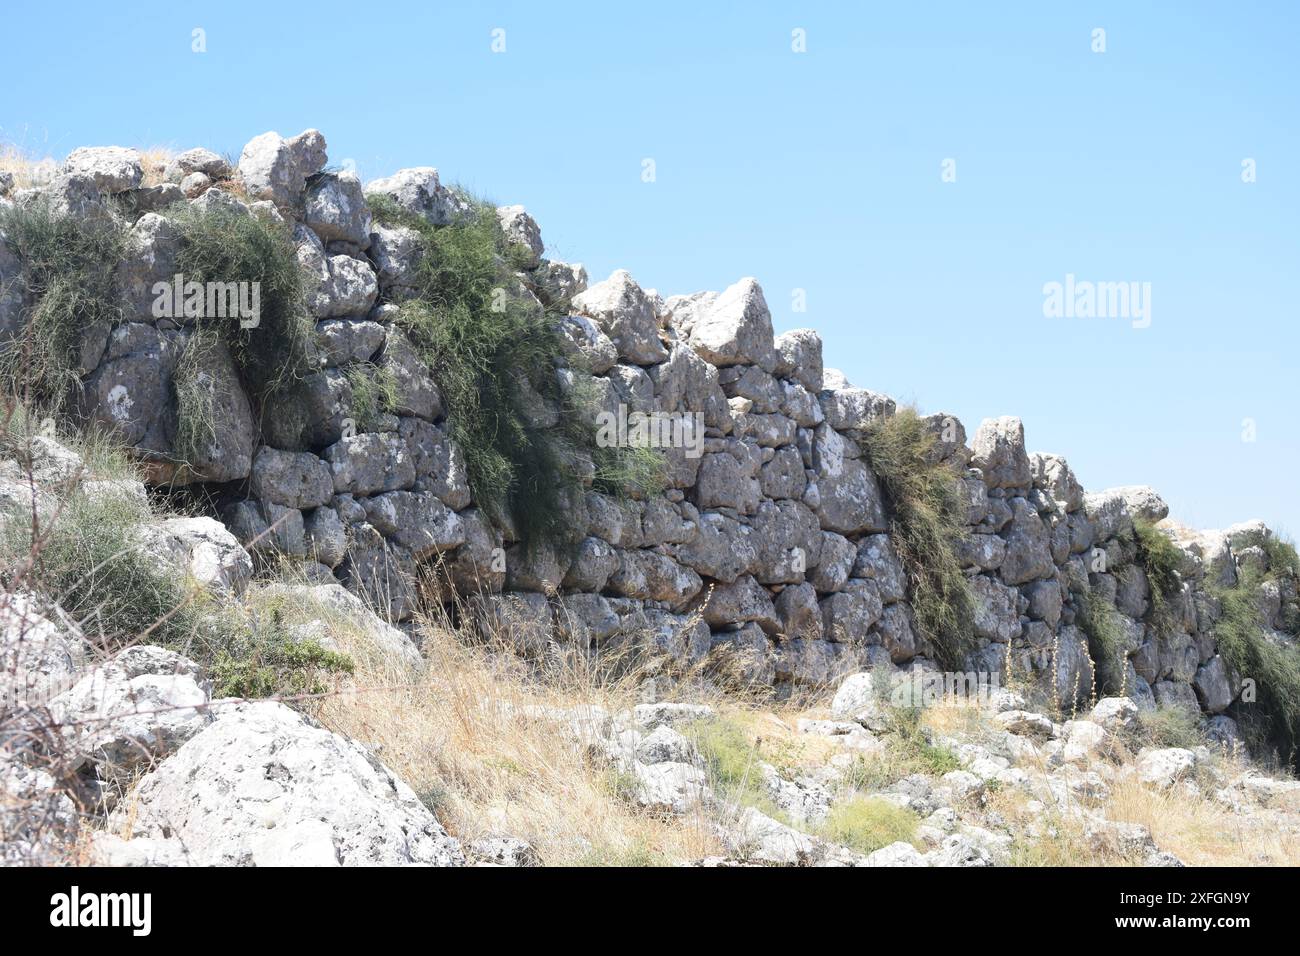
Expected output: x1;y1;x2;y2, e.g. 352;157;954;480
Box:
4;1;1297;535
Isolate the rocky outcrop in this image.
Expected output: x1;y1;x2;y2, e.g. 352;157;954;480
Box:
105;701;464;866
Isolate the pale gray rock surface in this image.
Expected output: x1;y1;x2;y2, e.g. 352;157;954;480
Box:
112;701;464;866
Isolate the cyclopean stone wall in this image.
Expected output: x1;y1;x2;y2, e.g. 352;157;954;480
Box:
2;128;1294;743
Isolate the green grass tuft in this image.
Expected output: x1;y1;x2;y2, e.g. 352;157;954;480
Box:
1073;583;1128;696
1133;704;1206;750
166;200;315;405
817;796;919;854
344;361;400;431
686;716;780;816
861;408;976;670
1211;567;1300;767
0;484;193;647
1133;518;1183;635
0;197;127;409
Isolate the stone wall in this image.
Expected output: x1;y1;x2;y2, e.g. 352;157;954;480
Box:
2;128;1294;741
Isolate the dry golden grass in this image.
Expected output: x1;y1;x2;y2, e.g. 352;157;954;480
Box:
0;143;56;188
312;608;729;866
1105;774;1300;866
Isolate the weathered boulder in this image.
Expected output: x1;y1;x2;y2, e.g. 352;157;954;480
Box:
999;498;1054;585
970;575;1022;643
249;446;334;509
695;575;779;633
0;593;85;714
50;646;212;786
819;386;894;432
971;417;1031;489
685;278;778;372
775;582;823;640
820;579;884;643
316;318;386;366
79;323;184;458
773;328;823;392
238;129;328;208
532;259;588;308
110;701;464;865
367;222;423;295
137;516;254;595
324;432;416;496
815;455;888;536
571;270;667;365
365;167;469;226
1030;452;1084;512
1136;748;1197;789
303;171;371;247
363;490;465;558
61;146;143;193
165;147;230;183
496;205;543;267
557;315;618;374
0;754;78;865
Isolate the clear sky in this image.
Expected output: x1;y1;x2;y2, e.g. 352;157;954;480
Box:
3;1;1297;536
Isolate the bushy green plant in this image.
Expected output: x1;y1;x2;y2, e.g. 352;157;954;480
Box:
0;198;127;408
166;200;315;403
817;796;919;854
1133;518;1183;635
1261;536;1300;582
1133;704;1206;750
209;626;353;699
884;704;962;774
0;485;195;647
861;408;975;669
1073;583;1128;696
369;193;661;546
1211;568;1300;767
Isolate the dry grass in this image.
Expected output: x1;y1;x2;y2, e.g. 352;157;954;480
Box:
313;612;729;866
1105;775;1300;866
0;144;57;189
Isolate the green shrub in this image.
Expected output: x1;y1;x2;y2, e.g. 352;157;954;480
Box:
1133;704;1206;750
1261;536;1300;582
209;626;353;699
574;841;669;867
818;796;918;854
1211;569;1300;766
841;701;961;792
166;200;315;404
0;198;127;409
1073;584;1128;696
886;704;962;774
369;193;661;546
1133;518;1183;634
0;484;196;647
862;408;975;669
592;442;667;499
